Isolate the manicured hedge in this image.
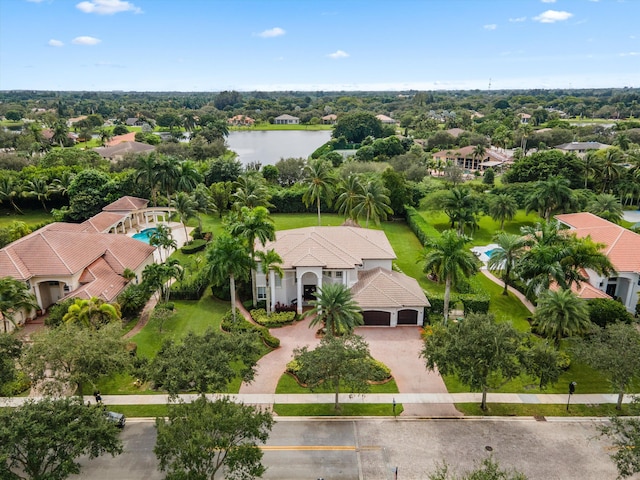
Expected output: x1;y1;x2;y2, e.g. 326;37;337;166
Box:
221;309;280;348
421;292;490;315
169;270;209;300
405;205;440;245
250;308;297;328
181;239;207;254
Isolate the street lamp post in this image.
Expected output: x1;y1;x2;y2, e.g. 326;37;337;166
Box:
566;381;576;412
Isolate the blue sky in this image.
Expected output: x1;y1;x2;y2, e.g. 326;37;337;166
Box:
0;0;638;91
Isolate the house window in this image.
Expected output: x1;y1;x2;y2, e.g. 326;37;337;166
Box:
335;271;343;278
257;287;266;300
325;271;332;278
63;284;70;292
275;275;282;288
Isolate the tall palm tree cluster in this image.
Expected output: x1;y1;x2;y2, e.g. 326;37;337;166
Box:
0;171;75;214
304;159;394;227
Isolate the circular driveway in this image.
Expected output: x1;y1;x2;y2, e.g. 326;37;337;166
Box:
240;320;460;416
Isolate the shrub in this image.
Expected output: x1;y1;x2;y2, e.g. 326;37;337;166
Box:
366;358;392;382
459;293;491;314
170;270;209;301
181;239;207;254
117;283;152;319
221;309;280;348
250;308;297;328
587;298;633;328
126;342;137;357
557;351;571;370
0;371;31;396
44;298;75;327
274;302;296;313
405;205;440;246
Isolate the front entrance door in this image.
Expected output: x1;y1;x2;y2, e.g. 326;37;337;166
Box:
303;285;317;301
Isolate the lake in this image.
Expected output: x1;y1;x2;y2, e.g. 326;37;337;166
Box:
226;130;332;167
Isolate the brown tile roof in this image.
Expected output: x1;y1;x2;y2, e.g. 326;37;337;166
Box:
259;227;396;269
432;146;509;163
0;222;155;281
107;132;136;146
351;267;429;309
80;212;128;233
71;257;129;302
555;212;640;273
102;196;148;212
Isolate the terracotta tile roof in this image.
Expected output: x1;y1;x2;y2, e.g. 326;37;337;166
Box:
70;257;129;302
0;222;154;281
103;196;148;212
107;132;136;146
556;212;640;273
80;212;128;233
351;267;429;309
259;227;396;269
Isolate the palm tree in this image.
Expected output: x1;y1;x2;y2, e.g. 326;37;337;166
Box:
143;259;183;303
421;230;479;323
472;144;487;169
0;177;24;214
232;173;272;210
51;121;69;147
171;192;198;241
488;232;527;296
441;187;478;235
175;160;202;194
97;128;113;147
149;224;177;262
23;177;52;212
306;282;363;337
155;155;181;204
255;249;284;315
182;112;197;132
487;194;517;230
600;148;623;193
533;289;591;346
525;177;574;222
352;178;393;228
228;206;276;307
51;171;75;199
0;276;38;333
191;183;215;230
561;235;616;288
335;174;363;221
587;193;624;224
62;297;121;329
135;154;159;205
205;234;252;323
302;159;336;226
581;151;602;189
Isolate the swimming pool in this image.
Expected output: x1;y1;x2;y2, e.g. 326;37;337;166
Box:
485;248;501;258
132;227;157;244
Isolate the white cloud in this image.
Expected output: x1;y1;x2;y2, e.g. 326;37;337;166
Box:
76;0;142;15
26;0;45;3
72;36;102;45
541;0;556;3
48;39;64;47
327;50;349;59
509;17;527;22
619;52;639;56
533;10;573;23
257;27;285;38
484;24;497;30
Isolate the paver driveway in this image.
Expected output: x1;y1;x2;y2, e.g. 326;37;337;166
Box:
240;319;460;416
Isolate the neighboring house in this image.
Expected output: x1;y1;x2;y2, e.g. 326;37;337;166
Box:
375;114;396;124
125;117;146;127
94;141;156;161
322;114;337;124
255;226;429;326
228;115;255;126
518;113;531;124
107;132;137;146
40;129;78;144
445;128;466;138
0;196;181;331
66;115;88;127
274;114;300;125
431;145;509;171
555;142;610;157
555;212;640;313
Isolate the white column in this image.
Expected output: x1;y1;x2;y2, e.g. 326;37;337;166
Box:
296;271;302;314
269;270;276;308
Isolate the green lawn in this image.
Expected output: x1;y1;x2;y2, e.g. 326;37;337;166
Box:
132;294;230;359
0;208;52;228
455;402;635;417
275;372;399;394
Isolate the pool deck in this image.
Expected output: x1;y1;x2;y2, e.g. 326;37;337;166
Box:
470;243;499;264
126;222;192;263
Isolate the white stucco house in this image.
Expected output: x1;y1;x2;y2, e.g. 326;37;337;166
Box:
555;212;640;313
255;226;430;326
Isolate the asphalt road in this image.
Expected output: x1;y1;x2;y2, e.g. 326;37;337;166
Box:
69;417;629;480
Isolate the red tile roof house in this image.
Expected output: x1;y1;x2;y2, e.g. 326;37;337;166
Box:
227;115;255;126
431;145;510;172
555;212;640;313
255;226;430;326
0;196;182;332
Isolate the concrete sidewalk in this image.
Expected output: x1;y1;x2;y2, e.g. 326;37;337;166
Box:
0;392;632;407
